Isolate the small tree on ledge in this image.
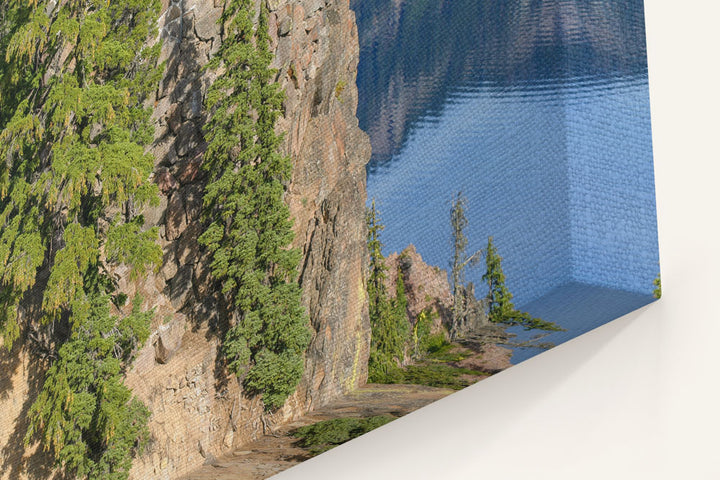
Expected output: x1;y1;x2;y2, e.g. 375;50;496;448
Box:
483;237;563;332
366;199;408;381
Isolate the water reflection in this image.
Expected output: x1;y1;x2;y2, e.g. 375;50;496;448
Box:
353;0;658;361
354;0;649;166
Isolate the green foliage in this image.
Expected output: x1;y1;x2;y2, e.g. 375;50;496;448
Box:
42;224;99;320
334;79;347;99
1;0;163;476
1;0;162;345
412;308;432;358
653;273;662;299
425;340;470;363
366;200;410;382
425;334;451;354
292;416;395;455
381;363;484;391
377;312;477;389
199;0;311;411
412;308;451;359
26;295;152;480
107;219;162;281
243;349;306;411
366;199;387;310
483;237;563;332
391;268;410;348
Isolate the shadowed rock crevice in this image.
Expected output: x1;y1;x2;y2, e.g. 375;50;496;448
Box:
0;348;57;480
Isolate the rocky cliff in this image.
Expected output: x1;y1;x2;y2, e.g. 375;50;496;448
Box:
0;1;371;479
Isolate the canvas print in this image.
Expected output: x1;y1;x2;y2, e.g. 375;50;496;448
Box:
0;0;659;479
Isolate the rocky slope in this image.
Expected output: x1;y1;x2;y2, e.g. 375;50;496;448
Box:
0;1;371;479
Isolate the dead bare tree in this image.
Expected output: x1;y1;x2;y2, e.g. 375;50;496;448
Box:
449;192;482;340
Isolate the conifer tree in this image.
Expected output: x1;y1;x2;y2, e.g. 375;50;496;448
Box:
1;1;163;477
366;200;408;381
198;0;311;411
449;192;482;339
483;237;563;332
367;199;388;314
26;295;153;480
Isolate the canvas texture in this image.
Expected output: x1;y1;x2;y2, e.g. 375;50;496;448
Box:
0;1;658;479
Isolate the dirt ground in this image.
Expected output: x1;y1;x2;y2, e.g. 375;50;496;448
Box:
180;383;454;480
181;339;513;480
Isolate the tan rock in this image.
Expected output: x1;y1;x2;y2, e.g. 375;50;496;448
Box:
386;245;454;326
155;315;188;364
0;1;374;479
165;191;187;241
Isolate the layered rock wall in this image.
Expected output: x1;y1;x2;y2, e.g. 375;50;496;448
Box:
0;1;371;478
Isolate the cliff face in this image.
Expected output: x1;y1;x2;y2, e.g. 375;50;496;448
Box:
0;1;371;479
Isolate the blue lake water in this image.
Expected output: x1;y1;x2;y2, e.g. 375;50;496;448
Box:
352;0;659;362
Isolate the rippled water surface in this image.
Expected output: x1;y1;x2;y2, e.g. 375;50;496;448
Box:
352;0;659;361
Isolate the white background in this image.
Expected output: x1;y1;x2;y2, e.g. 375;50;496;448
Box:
275;1;720;478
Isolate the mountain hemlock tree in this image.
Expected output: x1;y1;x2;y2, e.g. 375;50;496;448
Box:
449;191;482;339
483;237;563;332
366;200;408;381
366;199;388;317
0;0;164;478
198;0;311;411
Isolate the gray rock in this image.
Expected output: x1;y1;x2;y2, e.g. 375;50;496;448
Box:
266;0;283;11
192;256;213;298
175;121;199;157
167;103;183;133
181;86;203;120
278;17;293;37
174;153;204;186
143;192;169;229
182;184;205;219
163;17;183;41
132;343;156;375
193;5;223;41
154;315;187;364
303;0;324;18
165;4;182;23
160;251;179;282
155;167;179;194
153;135;179;166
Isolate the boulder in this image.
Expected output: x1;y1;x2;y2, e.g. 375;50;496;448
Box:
154;315;187;364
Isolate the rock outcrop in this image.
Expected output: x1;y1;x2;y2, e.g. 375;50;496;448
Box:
384;245;493;339
385;245;453;330
0;1;371;479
